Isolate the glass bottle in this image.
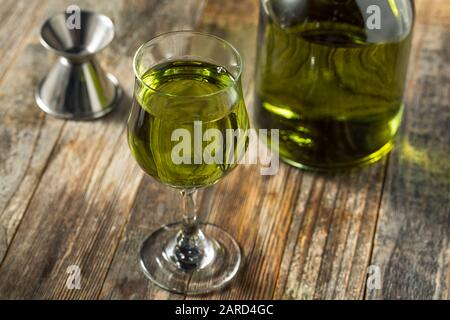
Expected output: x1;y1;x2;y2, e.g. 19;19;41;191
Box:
255;0;415;170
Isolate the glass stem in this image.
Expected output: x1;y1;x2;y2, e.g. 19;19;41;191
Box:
174;189;204;270
181;189;198;235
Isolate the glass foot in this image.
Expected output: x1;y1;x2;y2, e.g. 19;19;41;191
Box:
140;222;241;294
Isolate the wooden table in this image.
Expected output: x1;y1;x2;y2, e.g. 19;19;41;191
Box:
0;0;448;300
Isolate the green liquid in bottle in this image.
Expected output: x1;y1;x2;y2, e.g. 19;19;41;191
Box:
255;2;414;170
128;60;249;188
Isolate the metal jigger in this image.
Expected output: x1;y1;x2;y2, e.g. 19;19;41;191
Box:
36;11;121;120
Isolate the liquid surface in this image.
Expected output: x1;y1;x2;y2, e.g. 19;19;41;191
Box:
255;2;413;169
128;60;249;188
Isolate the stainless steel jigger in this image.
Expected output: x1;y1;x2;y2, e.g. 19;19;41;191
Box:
36;11;121;120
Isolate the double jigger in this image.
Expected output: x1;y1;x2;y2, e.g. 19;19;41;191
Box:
36;10;121;120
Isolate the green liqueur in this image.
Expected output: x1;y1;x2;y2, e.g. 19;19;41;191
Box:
255;1;414;169
128;60;249;188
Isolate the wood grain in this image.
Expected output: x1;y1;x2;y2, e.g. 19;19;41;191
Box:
0;0;45;81
366;0;450;300
0;0;62;265
274;165;387;299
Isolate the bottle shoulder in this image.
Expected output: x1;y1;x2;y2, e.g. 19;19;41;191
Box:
261;0;415;43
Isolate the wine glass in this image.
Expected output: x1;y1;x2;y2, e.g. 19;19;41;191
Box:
127;31;249;294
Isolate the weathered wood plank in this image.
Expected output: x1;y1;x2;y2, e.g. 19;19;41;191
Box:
0;0;45;81
0;0;63;266
366;0;450;300
99;179;188;300
273;164;387;299
0;46;64;266
0;0;206;299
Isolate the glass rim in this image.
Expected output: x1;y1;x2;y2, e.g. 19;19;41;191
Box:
132;30;243;98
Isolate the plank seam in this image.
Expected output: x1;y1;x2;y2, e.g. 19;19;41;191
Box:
362;157;390;300
312;177;342;299
53;122;127;299
95;128;146;299
271;167;303;299
0;118;66;271
276;175;316;298
0;113;46;237
263;168;298;299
